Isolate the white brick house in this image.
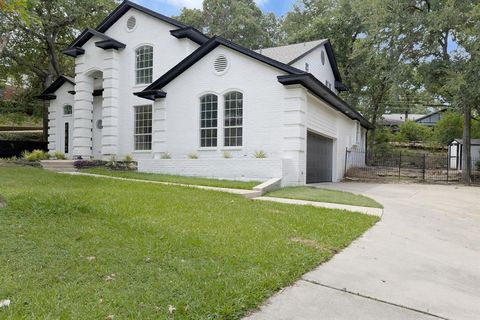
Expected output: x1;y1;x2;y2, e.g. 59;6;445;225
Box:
39;0;372;186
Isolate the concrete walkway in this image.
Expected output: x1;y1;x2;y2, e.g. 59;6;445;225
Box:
246;183;480;320
254;196;383;217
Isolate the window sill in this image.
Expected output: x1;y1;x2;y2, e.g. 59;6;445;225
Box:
198;147;218;151
132;84;151;90
132;150;152;153
222;147;243;151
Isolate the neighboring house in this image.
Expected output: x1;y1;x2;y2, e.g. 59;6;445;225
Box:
379;113;426;132
415;108;447;127
38;0;372;185
449;139;480;170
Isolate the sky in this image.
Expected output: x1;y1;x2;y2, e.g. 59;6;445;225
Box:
134;0;297;17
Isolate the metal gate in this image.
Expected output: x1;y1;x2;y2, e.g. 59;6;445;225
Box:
307;131;333;183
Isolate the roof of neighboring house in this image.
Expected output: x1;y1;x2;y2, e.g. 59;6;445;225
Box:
379;113;426;126
38;76;75;100
415;108;448;122
257;39;346;91
137;36;373;129
452;139;480;146
63;0;209;55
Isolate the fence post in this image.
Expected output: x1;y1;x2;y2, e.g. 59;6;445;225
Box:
423;153;426;181
398;151;402;180
446;155;449;183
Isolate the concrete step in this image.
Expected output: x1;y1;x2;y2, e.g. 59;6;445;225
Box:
41;160;77;172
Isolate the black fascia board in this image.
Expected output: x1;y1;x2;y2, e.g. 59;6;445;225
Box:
278;74;373;129
62;47;85;57
133;90;167;101
38;76;76;100
170;27;210;45
95;39;126;50
144;36;305;92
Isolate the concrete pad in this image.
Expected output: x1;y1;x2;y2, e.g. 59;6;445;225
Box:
254;196;383;217
245;280;439;320
247;183;480;320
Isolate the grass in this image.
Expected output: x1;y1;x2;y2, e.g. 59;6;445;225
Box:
82;167;261;190
0;167;378;319
267;187;383;209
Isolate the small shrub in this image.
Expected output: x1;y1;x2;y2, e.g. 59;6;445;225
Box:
253;150;267;159
123;154;134;162
188;152;198;159
22;149;50;162
106;155;117;169
476;159;480;172
223;151;232;159
161;152;171;159
52;151;66;160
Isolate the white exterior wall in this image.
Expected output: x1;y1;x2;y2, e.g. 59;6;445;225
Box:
48;83;75;156
138;159;285;181
152;46;288;161
306;93;366;181
69;7;199;160
291;45;338;95
47;5;369;185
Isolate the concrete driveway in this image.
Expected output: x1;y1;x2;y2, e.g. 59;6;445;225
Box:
246;183;480;320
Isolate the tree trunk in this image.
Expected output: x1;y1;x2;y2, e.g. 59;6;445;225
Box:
462;104;472;185
367;109;378;163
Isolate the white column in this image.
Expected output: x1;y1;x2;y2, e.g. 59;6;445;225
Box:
152;99;167;159
47;102;56;153
102;50;120;158
282;85;307;185
73;56;94;159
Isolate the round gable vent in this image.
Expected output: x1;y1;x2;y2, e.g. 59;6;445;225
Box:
214;55;228;74
126;16;137;31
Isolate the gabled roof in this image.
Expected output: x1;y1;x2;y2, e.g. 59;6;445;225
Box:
258;40;327;65
452;139;480;146
415;108;448;122
137;36;372;129
63;28;126;57
64;1;208;54
140;36;305;94
257;39;346;91
38;76;75;100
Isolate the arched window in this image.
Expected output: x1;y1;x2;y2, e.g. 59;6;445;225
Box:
135;45;153;84
63;105;72;115
224;91;243;147
200;94;218;147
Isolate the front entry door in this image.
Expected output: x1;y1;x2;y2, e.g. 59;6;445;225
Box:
306;131;333;183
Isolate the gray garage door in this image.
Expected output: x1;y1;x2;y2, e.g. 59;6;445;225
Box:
307;132;333;183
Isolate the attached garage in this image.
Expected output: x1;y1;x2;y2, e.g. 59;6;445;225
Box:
306;131;334;183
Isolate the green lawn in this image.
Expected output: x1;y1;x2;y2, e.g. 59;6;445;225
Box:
82;167;260;190
0;167;378;319
267;187;383;209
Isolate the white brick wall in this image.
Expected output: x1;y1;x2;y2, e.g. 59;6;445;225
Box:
138;159;284;181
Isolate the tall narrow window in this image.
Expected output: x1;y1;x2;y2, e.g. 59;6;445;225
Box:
134;105;152;150
200;94;218;147
224;91;243;147
64;123;69;154
135;45;153;85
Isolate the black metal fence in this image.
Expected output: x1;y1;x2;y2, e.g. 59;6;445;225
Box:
0;140;48;158
345;149;480;185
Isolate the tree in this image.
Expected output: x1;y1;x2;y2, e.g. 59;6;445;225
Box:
395;121;432;142
0;0;116;140
175;0;280;49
